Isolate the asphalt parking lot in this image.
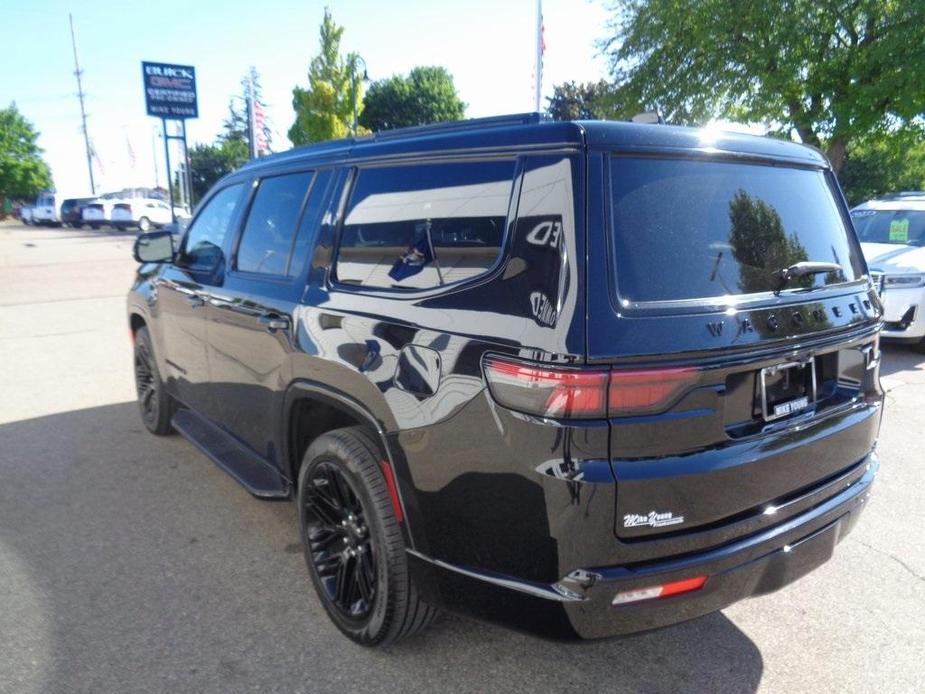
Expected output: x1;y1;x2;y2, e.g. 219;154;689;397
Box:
1;221;923;694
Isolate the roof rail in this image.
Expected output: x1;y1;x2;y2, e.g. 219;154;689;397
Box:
881;191;925;199
372;112;545;141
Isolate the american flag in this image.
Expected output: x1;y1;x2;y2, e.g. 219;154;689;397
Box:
253;99;268;155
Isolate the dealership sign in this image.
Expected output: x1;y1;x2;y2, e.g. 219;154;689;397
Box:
142;61;198;119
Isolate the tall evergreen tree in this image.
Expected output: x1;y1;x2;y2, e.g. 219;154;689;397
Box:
289;9;367;144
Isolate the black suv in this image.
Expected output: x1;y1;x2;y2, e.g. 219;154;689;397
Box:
128;114;883;645
60;197;95;228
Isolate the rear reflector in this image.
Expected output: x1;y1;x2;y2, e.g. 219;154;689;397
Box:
612;575;707;606
380;461;404;523
483;356;700;419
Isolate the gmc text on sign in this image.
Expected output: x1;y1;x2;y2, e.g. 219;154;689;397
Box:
142;61;198;119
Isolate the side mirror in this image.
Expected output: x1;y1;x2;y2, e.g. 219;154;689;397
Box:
133;230;175;264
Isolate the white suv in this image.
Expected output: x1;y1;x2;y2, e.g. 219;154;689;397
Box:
111;199;173;231
851;193;925;349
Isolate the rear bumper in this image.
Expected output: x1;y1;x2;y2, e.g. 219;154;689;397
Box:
408;452;877;640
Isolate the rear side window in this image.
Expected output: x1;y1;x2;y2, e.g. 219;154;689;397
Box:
335;160;515;289
609;157;864;303
236;171;313;275
180;183;244;271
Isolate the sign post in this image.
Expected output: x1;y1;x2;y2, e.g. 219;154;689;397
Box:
142;61;198;223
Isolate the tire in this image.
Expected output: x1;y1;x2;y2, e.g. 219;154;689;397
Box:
297;426;437;646
90;224;100;230
133;326;174;435
137;216;151;232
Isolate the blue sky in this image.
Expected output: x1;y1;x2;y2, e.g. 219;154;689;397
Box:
2;0;611;196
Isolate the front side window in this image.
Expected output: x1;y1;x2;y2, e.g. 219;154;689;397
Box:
236;171;313;275
180;183;244;271
609;157;864;303
335;160;515;290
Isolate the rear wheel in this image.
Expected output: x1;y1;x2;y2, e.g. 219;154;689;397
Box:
133;326;174;435
297;426;437;646
137;216;151;232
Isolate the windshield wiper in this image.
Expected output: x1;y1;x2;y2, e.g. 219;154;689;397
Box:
771;261;844;294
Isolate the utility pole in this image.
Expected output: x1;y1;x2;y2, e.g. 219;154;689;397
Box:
534;0;544;113
69;13;96;195
152;127;160;189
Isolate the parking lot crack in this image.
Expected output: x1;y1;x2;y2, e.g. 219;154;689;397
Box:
851;538;925;583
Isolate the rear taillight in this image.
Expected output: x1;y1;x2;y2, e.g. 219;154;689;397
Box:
483;357;609;419
608;367;699;416
483;356;700;419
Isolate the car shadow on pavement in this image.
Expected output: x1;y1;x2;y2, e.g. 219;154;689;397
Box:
0;402;763;694
879;344;924;378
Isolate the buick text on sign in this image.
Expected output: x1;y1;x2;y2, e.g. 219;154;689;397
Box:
142;61;198;119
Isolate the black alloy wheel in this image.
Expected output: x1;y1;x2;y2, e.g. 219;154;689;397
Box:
297;426;437;646
133;326;174;435
304;461;377;620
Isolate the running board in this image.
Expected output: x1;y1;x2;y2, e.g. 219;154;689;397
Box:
171;409;290;498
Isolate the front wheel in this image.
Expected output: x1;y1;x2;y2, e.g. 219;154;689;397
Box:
137;216;151;232
133;326;174;435
297;426;437;646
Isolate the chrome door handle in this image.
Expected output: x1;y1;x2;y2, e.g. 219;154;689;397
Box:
185;294;205;308
259;314;289;332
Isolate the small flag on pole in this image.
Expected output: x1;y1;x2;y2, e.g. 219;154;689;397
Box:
126;132;136;168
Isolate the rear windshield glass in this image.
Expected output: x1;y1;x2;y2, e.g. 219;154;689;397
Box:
609;157;863;303
850;209;925;246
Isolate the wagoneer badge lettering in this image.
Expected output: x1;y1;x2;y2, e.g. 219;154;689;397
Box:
623;511;685;529
707;301;870;338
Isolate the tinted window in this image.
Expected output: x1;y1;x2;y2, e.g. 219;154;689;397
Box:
180;183;243;271
236;172;313;275
289;170;334;276
609;158;864;302
851;209;925;246
335;161;515;289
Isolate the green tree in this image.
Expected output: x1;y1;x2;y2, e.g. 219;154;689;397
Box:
602;0;925;172
0;103;52;208
546;80;622;121
359;66;465;132
188;139;249;201
289;9;367;144
839;128;925;205
728;190;809;296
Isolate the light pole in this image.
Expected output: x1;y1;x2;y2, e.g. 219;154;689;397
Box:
350;55;368;135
